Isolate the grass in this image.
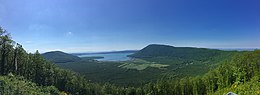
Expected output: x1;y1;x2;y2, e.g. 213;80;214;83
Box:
118;59;169;70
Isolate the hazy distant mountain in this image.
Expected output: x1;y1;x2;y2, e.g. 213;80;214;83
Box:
216;48;258;51
42;51;81;63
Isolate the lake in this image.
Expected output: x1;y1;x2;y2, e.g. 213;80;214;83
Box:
78;52;134;61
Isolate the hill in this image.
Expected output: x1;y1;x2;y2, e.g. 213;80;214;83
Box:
129;44;222;60
128;44;234;69
41;51;81;63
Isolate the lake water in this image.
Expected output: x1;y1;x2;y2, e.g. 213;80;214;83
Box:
78;52;134;61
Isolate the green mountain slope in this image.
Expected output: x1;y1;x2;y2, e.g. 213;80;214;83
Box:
129;44;235;75
42;51;81;63
145;50;260;95
129;44;223;60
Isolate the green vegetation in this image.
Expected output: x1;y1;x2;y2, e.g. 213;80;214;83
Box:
42;51;81;63
0;27;259;95
146;51;260;95
58;50;260;95
58;61;161;86
0;27;105;95
129;44;223;60
118;59;169;70
0;75;60;95
58;44;235;86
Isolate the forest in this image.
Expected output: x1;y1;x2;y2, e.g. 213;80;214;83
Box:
0;26;259;95
55;44;235;87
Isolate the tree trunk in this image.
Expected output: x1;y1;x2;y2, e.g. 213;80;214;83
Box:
13;48;18;74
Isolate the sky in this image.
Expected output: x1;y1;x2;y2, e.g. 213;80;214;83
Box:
0;0;259;53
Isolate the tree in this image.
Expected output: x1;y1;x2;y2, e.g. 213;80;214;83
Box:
12;43;21;74
0;27;14;75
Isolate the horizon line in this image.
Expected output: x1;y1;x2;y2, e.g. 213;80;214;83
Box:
39;47;259;54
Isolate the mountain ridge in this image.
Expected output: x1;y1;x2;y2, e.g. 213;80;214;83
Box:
128;44;222;59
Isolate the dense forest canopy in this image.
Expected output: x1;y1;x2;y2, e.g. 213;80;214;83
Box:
0;27;259;95
53;44;235;87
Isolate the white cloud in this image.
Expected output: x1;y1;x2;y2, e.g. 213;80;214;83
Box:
66;32;73;36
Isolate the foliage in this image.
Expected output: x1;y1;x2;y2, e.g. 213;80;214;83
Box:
0;75;60;95
58;61;161;86
140;50;260;95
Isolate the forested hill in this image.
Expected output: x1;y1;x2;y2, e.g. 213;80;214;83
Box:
42;51;81;63
129;44;223;59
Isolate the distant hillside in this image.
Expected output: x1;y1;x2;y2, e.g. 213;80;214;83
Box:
42;51;81;63
129;44;222;60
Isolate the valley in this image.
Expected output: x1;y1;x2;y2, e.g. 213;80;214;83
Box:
0;29;259;94
44;44;236;87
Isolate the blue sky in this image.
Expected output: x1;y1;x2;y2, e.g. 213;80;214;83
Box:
0;0;259;53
